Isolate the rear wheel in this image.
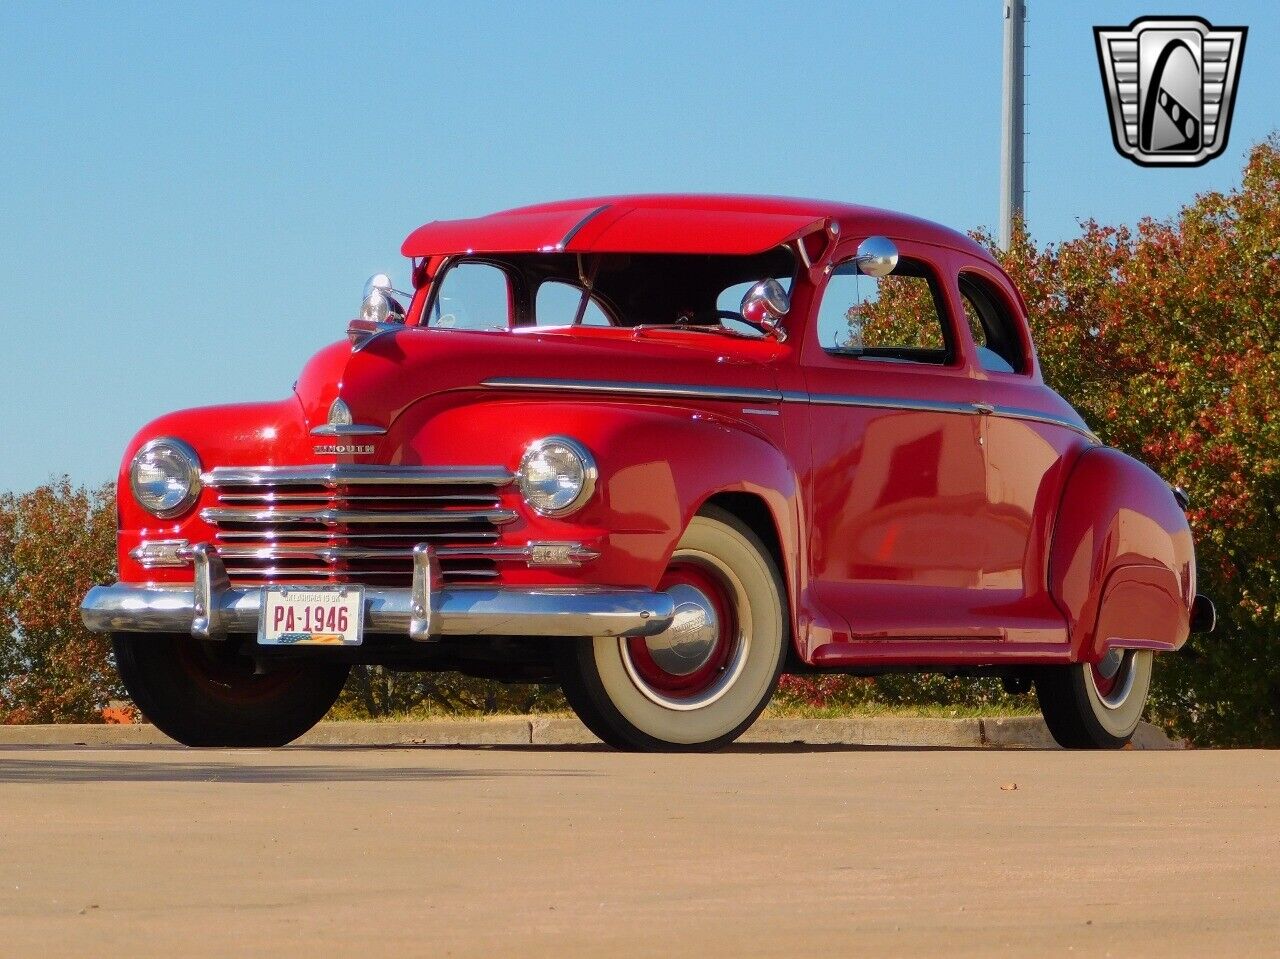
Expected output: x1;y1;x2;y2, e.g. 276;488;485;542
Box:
113;634;349;747
558;507;787;751
1035;649;1153;749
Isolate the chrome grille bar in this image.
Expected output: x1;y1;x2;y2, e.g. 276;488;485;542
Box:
194;463;542;587
213;530;501;541
203;465;515;488
215;493;500;504
212;543;598;563
201;507;517;526
220;566;501;580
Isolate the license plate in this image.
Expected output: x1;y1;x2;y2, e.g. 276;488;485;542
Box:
259;586;364;646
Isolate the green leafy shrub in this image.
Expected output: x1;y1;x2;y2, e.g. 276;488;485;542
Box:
334;667;564;719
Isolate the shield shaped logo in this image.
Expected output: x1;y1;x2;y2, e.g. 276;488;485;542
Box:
1094;16;1247;167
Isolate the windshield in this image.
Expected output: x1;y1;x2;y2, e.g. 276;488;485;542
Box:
422;249;796;335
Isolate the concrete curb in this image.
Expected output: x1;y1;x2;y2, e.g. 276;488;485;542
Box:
0;716;1180;749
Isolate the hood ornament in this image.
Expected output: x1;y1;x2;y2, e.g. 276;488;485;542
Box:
310;397;386;454
328;398;353;427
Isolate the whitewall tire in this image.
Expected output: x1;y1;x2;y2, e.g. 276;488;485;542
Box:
558;506;787;751
1036;649;1154;748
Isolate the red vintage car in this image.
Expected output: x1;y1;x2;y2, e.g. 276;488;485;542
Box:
82;195;1214;751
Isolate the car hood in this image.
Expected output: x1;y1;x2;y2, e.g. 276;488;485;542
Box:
293;325;787;436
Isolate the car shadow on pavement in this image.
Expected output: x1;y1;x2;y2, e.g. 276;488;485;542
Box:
0;755;597;785
381;742;1014;754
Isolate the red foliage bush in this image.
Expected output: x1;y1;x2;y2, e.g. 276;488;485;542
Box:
986;136;1280;745
0;479;120;722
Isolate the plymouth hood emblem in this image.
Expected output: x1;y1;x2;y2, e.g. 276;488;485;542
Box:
328;398;353;427
313;442;376;456
309;398;386;453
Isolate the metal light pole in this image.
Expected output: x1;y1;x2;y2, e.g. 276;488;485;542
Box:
999;0;1026;248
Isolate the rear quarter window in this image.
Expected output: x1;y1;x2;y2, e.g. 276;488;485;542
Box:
958;272;1028;374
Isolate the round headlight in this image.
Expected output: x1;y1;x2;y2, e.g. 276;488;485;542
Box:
518;437;597;516
130;438;202;518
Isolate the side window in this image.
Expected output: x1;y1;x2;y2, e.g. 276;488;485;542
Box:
958;273;1026;373
535;280;612;327
428;262;512;330
817;259;951;364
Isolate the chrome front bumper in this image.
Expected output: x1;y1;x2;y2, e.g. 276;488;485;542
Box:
82;544;675;642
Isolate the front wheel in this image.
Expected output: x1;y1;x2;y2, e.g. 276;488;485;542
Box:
557;506;788;751
1035;649;1153;748
113;634;350;747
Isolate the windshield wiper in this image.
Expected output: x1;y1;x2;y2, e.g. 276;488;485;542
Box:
630;323;752;339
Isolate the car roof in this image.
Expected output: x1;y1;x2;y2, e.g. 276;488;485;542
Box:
401;194;995;262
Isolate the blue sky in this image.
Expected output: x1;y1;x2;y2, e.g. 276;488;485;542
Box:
0;1;1275;492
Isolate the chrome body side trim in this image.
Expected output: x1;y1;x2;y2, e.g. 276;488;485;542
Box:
202;465;516;488
986;404;1102;444
480;380;1099;442
482;377;783;403
805;392;976;415
803;392;1099;442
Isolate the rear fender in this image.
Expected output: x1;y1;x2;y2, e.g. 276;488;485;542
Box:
1049;446;1195;660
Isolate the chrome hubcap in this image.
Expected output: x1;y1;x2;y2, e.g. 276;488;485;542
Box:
641;583;721;677
1092;649;1138;709
1097;647;1124;681
618;549;752;711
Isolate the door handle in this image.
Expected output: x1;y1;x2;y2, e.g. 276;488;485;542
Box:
973;402;996;415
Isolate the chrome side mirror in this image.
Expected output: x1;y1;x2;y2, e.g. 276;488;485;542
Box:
739;278;790;341
854;236;898;278
360;273;406;325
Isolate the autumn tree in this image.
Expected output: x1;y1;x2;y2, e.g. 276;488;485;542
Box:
0;479;121;722
986;135;1280;746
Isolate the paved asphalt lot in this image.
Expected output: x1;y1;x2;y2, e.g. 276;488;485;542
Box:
1;745;1276;957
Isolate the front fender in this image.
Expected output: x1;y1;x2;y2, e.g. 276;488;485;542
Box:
396;394;800;593
1049;446;1195;660
115;398;309;583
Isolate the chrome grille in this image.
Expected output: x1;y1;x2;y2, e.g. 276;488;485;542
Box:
201;465;517;586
